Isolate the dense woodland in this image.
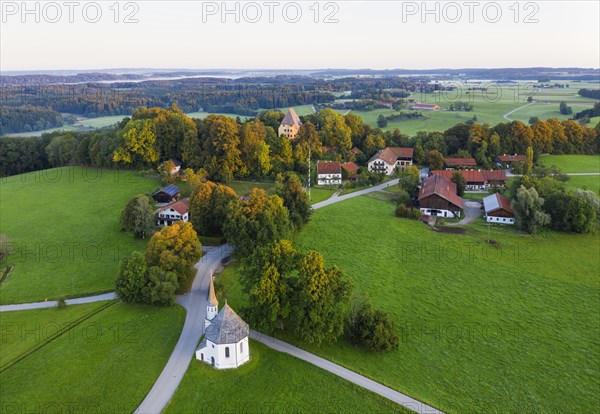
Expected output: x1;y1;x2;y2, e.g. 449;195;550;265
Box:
1;105;598;179
0;106;64;135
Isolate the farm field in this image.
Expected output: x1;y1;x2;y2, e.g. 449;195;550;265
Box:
539;155;600;173
220;195;600;413
0;167;160;304
1;115;128;138
0;302;184;413
165;340;409;414
355;81;598;135
564;175;600;194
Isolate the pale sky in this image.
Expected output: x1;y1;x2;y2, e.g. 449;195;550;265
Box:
1;1;599;71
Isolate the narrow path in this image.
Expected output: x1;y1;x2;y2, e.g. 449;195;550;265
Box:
503;102;535;121
250;330;444;414
312;179;399;210
0;292;116;312
135;244;231;414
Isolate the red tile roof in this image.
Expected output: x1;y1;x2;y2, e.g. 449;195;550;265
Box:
418;174;464;209
340;161;359;173
483;193;515;216
317;161;341;175
389;147;414;159
432;170;485;184
156;198;189;215
482;169;507;182
351;146;363;155
497;154;525;163
444;157;477;168
411;103;440;109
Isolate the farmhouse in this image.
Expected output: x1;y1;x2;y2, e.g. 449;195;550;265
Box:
278;108;302;139
340;161;359;176
410;103;440;111
367;147;414;175
483;193;515;224
155;198;189;227
431;169;507;191
418;174;464;218
196;276;250;369
495;154;526;168
152;184;180;204
444;157;477;169
317;161;342;186
161;159;182;175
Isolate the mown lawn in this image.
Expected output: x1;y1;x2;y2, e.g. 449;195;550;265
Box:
539;155;600;173
310;187;337;204
0;167;160;304
0;302;184;412
221;196;600;413
564;175;600;194
165;339;409;414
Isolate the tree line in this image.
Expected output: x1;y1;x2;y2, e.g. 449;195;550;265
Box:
0;106;64;135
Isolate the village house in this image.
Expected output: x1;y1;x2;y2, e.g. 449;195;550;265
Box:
340;161;360;178
418;174;464;218
431;169;507;191
483;193;515;225
196;276;250;369
161;159;182;175
155;198;189;227
444;157;478;169
278;108;302;139
367;147;414;175
410;102;440;111
317;161;342;186
152;184;180;204
495;154;526;169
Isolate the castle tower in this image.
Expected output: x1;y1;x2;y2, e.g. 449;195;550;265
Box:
205;273;218;329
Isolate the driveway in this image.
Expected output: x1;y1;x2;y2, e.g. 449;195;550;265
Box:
448;200;482;226
312;179;399;210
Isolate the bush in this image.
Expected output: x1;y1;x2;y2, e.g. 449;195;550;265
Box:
57;297;67;309
395;204;422;220
348;299;399;353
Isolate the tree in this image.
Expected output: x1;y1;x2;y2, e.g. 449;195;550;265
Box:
544;192;596;233
189;181;238;236
425;149;444;170
397;166;421;198
201;115;242;182
347;298;399;353
120;195;155;239
145;221;202;292
413;141;425;165
291;251;353;345
377;114;388;128
223;189;292;258
275;172;311;230
559;101;572;115
113;119;159;165
512;186;551;234
319;109;352;154
115;251;178;306
529;116;539;125
451;171;466;196
525;146;534;175
573;189;600;217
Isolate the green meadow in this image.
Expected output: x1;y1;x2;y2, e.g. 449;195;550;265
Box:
0;302;184;412
0;167;160;304
219;195;600;413
166;340;409;414
539;155;600;173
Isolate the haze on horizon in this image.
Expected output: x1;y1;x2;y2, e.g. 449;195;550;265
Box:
1;1;599;72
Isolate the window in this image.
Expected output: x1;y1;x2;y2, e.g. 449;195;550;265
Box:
240;342;244;353
225;347;230;358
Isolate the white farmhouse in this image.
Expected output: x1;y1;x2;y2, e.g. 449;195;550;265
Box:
195;276;250;369
155;198;189;227
367;147;414;175
483;193;515;225
316;161;342;186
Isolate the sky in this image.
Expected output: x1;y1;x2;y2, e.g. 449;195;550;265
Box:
1;1;599;71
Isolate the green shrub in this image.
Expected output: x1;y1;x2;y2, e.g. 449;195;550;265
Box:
348;299;399;353
395;204;422;220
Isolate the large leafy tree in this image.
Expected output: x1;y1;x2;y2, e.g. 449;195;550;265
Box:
544;192;596;233
223;188;292;258
425;149;444;170
145;221;202;291
189;181;238;236
319;109;352;154
451;171;466;196
239;119;271;178
113;118;159;165
291;251;353;345
397;166;421;198
275;172;311;230
201;115;242;182
120;194;155;239
512;186;551;234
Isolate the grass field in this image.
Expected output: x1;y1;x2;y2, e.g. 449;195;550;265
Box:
220;196;600;413
310;187;337;204
0;302;184;412
228;180;275;196
539;155;600;173
0;167;160;304
354;81;598;135
165;340;409;414
564;175;600;194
